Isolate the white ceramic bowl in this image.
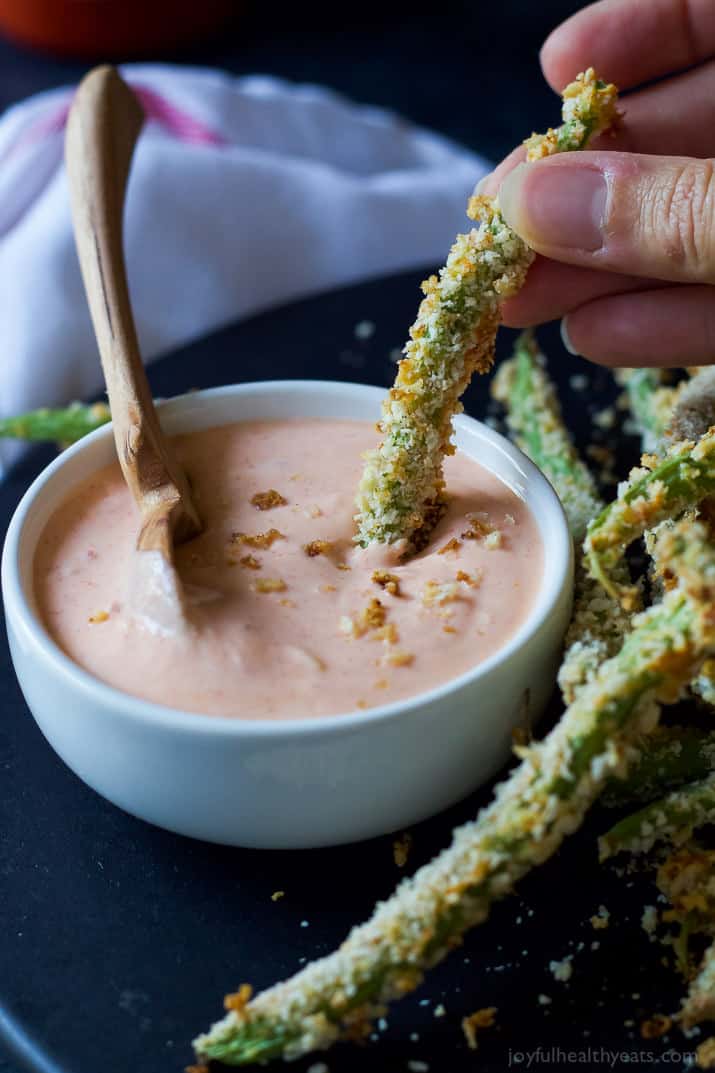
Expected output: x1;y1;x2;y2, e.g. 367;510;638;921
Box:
2;381;573;848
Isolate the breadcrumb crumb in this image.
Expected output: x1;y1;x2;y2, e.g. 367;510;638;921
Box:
697;1037;715;1069
238;554;261;570
461;1006;496;1050
253;578;287;594
393;833;413;868
549;956;573;983
233;528;284;549
640;1014;671;1039
251;490;287;510
590;905;610;930
372;570;401;596
223;984;252;1012
303;540;334;557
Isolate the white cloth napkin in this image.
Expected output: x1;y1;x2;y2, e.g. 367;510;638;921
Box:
0;63;488;474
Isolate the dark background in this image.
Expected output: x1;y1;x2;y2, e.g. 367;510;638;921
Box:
0;1;586;163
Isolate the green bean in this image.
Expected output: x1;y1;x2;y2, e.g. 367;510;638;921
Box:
601;727;715;809
355;70;619;551
193;519;715;1067
584;427;715;609
614;369;680;455
0;402;110;445
492;331;602;543
491;332;630;703
655;844;715;1026
599;773;715;860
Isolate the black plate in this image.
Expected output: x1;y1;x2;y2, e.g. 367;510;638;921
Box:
0;270;696;1073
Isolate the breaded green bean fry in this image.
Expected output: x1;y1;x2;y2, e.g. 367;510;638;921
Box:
601;726;715;809
656;843;715;980
193;520;715;1067
492;331;602;543
669;367;715;444
681;941;715;1028
355;70;619;551
585;427;715;609
491;332;629;702
0;401;110;445
599;773;715;860
614;368;681;455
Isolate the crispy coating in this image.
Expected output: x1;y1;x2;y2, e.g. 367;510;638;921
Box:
354;200;532;550
584;427;715;609
614;369;682;456
523;68;619;160
601;726;715;809
669;368;715;445
599;773;715;860
492;332;629;703
354;71;619;552
193;520;715;1067
683;943;715;1029
492;333;602;544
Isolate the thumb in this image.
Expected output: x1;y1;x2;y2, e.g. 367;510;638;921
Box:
498;152;715;285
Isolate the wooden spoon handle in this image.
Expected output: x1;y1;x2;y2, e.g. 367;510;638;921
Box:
65;65;200;542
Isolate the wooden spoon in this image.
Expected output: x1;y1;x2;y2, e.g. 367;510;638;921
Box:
65;65;202;633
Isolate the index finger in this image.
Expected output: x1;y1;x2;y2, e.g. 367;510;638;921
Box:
541;0;715;94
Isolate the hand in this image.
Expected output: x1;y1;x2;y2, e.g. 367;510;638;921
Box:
482;0;715;367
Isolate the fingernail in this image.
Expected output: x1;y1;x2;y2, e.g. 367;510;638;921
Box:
560;316;580;356
473;173;491;197
499;162;607;252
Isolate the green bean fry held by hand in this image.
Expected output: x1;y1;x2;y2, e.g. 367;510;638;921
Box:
193;520;715;1067
0;402;110;446
354;70;618;552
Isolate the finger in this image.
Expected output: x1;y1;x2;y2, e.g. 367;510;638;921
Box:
499;151;715;285
481;59;715;204
562;286;715;366
478;145;525;200
499;256;667;328
540;0;715;94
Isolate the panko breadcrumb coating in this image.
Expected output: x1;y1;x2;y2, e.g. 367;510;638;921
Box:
492;332;602;543
193;519;715;1067
601;726;715;809
669;368;715;445
585;427;715;610
599;773;715;860
492;332;630;703
614;369;682;455
354;70;618;552
683;942;715;1028
655;844;715;1027
616;370;715;706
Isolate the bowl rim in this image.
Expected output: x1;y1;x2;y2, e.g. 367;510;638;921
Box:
2;379;573;739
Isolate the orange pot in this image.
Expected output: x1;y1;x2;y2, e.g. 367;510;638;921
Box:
0;0;236;58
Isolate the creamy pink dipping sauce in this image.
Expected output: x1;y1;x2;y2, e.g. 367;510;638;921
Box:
34;419;543;719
